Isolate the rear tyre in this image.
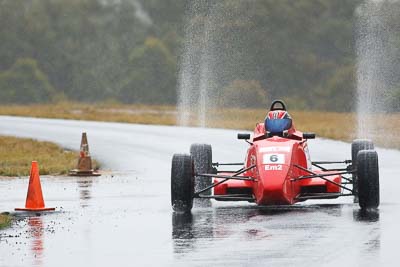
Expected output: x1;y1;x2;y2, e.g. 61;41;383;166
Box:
357;150;379;209
351;139;374;202
171;154;194;212
190;144;213;195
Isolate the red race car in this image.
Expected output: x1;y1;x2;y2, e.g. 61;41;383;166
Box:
171;100;379;212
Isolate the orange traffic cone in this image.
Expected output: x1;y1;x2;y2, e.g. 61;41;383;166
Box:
69;132;100;176
15;161;55;212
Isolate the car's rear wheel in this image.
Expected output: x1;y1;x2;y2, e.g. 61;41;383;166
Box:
171;154;194;212
190;144;213;195
351;139;374;202
357;150;379;209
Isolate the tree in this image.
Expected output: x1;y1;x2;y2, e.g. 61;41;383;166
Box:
0;58;55;104
313;65;356;111
118;37;177;104
386;86;400;111
220;80;268;108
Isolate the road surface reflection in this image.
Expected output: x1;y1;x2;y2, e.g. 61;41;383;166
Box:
172;204;381;266
28;216;44;267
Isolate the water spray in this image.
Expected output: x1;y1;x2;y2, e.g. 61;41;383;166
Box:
356;0;400;142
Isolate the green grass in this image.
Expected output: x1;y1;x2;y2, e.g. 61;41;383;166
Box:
0;213;12;229
0;101;177;125
0;102;399;149
0;135;97;176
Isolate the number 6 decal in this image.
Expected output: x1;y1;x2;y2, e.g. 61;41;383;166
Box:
270;155;278;162
263;154;285;164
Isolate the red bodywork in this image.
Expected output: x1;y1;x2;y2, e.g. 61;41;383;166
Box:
213;123;342;205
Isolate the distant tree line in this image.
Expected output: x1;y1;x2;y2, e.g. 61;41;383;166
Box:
0;0;184;105
0;0;399;111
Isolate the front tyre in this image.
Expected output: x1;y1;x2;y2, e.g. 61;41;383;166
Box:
357;150;379;209
171;154;194;212
352;139;374;203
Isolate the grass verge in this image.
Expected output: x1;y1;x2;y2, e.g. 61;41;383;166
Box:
0;102;177;125
0;213;12;229
0;102;399;149
0;135;99;176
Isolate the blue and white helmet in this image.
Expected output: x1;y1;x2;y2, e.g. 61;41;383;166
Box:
265;110;292;133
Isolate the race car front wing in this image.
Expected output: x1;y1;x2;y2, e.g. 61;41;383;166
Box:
193;160;356;202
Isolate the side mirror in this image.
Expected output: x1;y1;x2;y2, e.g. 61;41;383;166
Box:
303;133;316;139
238;133;251;140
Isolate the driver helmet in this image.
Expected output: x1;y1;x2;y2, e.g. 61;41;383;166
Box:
265;110;292;133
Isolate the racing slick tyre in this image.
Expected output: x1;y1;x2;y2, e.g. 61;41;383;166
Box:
171;154;194;212
190;144;213;195
356;150;379;209
352;139;374;203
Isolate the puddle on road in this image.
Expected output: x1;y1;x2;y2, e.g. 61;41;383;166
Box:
0;173;397;267
171;203;384;266
28;217;45;266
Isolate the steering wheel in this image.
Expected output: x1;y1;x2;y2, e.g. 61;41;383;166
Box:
270;100;287;111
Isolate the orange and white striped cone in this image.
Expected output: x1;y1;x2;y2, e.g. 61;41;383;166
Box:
69;132;100;176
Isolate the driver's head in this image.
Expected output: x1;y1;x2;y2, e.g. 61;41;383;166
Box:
265;110;292;133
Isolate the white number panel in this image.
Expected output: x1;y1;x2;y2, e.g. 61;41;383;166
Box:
262;154;285;164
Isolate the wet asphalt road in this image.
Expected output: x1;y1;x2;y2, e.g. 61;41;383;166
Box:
0;116;399;267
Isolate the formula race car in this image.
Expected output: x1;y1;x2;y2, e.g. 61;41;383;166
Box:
171;100;379;212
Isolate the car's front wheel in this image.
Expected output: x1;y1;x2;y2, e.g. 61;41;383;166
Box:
351;139;374;203
357;150;380;209
171;154;194;212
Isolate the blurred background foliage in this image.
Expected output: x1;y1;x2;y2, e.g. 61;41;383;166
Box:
0;0;399;111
